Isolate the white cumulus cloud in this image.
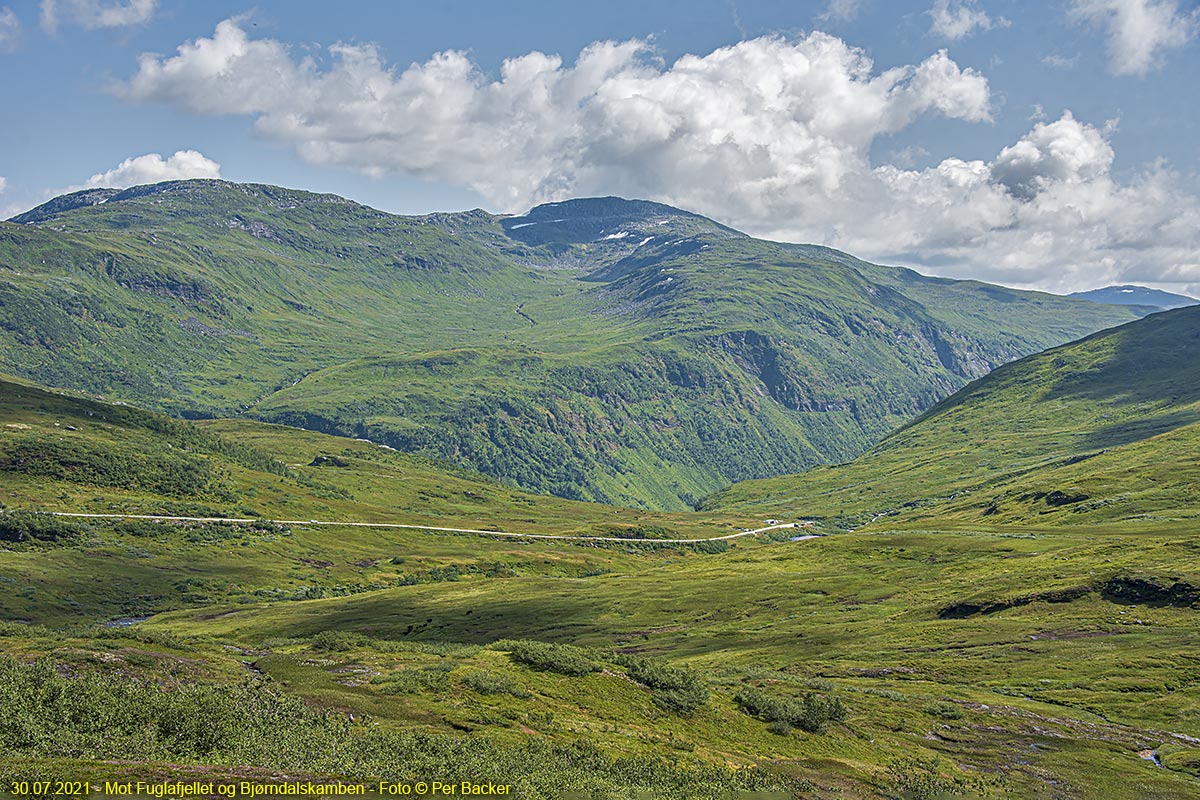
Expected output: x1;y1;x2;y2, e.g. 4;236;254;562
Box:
118;21;991;211
857;113;1200;293
928;0;1010;40
990;112;1114;200
83;150;221;189
114;21;1200;295
0;6;20;50
1069;0;1198;75
0;176;7;194
40;0;156;33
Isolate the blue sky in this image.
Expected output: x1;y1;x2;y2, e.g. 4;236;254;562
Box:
1;0;1198;294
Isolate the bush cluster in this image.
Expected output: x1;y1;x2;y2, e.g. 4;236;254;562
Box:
0;511;88;545
734;686;848;733
395;561;515;586
885;757;990;799
310;630;367;652
461;670;532;699
0;656;810;798
618;655;709;715
373;667;453;695
689;539;730;554
923;700;964;720
499;640;599;676
0;437;216;497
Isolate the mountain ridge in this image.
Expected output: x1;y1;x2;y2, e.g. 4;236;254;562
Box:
0;179;1145;508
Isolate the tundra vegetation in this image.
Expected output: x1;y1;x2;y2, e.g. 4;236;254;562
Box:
0;186;1197;797
0;182;1141;509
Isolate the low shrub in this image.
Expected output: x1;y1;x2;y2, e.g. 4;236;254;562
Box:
499;640;599;676
462;670;532;699
310;630;367;652
923;700;964;720
885;757;990;799
0;511;88;545
689;539;730;554
619;655;709;715
0;656;813;798
374;667;452;695
734;686;848;732
767;720;792;736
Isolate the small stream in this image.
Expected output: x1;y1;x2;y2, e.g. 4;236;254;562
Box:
1138;748;1163;768
101;615;151;628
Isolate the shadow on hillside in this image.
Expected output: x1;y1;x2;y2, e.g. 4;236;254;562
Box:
1080;409;1200;451
268;591;615;646
1041;307;1200;409
247;589;805;659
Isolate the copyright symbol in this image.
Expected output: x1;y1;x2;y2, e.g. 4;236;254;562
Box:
415;783;428;795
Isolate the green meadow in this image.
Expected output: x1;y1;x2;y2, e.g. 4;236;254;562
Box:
4;304;1200;796
0;187;1197;798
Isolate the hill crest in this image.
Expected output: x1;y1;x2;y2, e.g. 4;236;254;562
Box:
0;178;1145;509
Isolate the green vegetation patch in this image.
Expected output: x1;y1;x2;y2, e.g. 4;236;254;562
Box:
733;686;849;734
0;182;1140;508
617;654;709;715
0;511;89;546
461;670;532;700
0;656;808;798
498;639;600;677
709;305;1200;530
0;436;218;497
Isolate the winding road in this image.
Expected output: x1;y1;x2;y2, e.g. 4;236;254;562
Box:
42;512;813;544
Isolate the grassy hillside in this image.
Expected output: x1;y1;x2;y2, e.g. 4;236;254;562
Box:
4;338;1200;795
1;180;1141;508
123;524;1200;798
0;374;765;625
8;515;1200;796
706;304;1200;529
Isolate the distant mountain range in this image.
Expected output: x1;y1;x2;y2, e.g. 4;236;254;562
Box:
1070;284;1198;309
0;180;1142;508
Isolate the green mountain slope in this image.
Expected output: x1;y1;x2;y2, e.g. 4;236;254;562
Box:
5;356;1200;795
706;304;1200;527
0;372;747;540
0;372;757;624
2;180;1142;508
